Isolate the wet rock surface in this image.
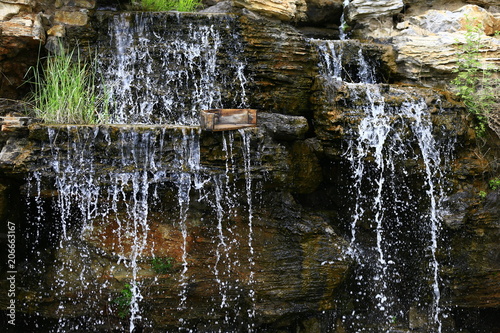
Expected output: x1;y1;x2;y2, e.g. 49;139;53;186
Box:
0;0;499;331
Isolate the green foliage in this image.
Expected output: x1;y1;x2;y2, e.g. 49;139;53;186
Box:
139;0;201;12
489;177;500;190
113;283;133;319
27;43;110;124
151;257;174;274
451;18;498;137
478;190;487;199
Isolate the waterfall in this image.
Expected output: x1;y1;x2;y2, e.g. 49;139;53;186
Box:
315;40;377;84
239;129;256;330
24;125;259;331
175;128;200;323
316;40;450;331
97;12;249;125
339;0;350;40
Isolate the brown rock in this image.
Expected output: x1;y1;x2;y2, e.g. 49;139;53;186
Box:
54;10;88;26
239;14;318;116
0;2;23;21
73;0;96;9
407;5;500;36
47;23;65;36
443;191;500;308
234;0;307;22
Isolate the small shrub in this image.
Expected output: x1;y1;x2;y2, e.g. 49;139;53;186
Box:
452;18;498;137
113;283;133;319
27;42;110;124
151;257;174;274
139;0;201;12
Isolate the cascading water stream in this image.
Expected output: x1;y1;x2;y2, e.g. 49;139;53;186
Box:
404;100;444;332
239;129;256;330
23;124;260;331
174;128;200;324
315;38;449;331
339;0;350;40
97;12;249;125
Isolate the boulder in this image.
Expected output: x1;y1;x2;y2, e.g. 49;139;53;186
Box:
345;0;404;22
234;0;307;22
0;13;44;40
391;5;500;85
0;2;23;21
258;112;309;140
54;10;89;26
406;5;500;36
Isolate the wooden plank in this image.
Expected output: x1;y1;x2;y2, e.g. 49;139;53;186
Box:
200;109;257;131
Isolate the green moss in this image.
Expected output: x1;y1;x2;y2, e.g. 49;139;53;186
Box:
113;283;133;319
489;177;500;190
151;257;175;274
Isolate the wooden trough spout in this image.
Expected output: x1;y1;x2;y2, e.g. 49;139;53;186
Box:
200;109;257;131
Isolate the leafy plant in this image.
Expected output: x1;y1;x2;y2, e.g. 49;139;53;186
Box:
478;190;487;199
138;0;201;12
113;283;133;319
27;42;110;124
451;18;498;137
489;177;500;190
151;257;175;274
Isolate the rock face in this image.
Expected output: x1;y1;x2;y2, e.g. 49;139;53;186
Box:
234;0;343;23
0;121;350;331
346;0;404;21
392;5;500;86
0;0;500;332
0;0;97;99
239;14;319;116
234;0;308;21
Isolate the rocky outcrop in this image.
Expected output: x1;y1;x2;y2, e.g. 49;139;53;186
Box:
234;0;308;21
0;4;44;98
234;0;343;23
392;5;500;85
0;0;97;98
238;13;319;117
1;0;499;331
0;119;350;331
345;0;404;21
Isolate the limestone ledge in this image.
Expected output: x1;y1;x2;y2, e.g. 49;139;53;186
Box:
346;0;404;22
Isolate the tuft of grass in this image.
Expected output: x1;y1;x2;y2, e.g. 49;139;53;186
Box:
139;0;201;12
27;43;110;124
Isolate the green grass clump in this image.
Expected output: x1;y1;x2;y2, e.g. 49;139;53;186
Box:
140;0;201;12
28;44;109;124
